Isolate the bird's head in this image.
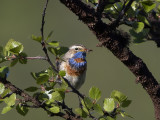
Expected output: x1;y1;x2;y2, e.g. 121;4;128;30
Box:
67;44;92;59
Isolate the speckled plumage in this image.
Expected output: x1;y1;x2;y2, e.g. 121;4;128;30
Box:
59;45;90;89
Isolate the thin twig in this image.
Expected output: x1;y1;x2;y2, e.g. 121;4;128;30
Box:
40;0;85;100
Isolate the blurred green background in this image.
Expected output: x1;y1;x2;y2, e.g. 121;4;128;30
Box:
0;0;160;120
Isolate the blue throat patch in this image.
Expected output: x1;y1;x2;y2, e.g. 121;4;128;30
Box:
69;52;87;69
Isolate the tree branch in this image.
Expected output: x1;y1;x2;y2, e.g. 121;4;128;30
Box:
0;76;83;120
59;0;160;120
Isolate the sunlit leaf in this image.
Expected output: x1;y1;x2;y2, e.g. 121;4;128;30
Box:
0;83;5;94
133;22;144;33
4;93;16;106
0;66;9;78
50;106;60;113
103;98;115;113
1;106;12;114
75;108;87;118
31;35;42;43
48;41;59;47
141;1;156;12
110;90;127;103
5;39;23;54
59;70;66;77
51;91;65;102
89;86;101;102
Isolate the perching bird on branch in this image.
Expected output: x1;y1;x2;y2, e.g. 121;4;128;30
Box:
59;44;92;89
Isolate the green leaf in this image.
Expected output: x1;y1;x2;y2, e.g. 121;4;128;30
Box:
0;83;5;94
121;99;132;108
83;97;93;109
141;1;156;12
93;103;104;115
57;47;69;56
24;87;39;92
51;91;65;102
133;22;144;33
4;93;16;106
16;104;29;116
1;106;12;114
10;59;18;67
119;110;133;118
31;35;42;43
75;108;87;118
106;116;115;120
89;86;101;102
9;45;24;54
5;39;23;54
48;47;58;56
103;98;115;113
48;41;59;47
1;89;11;98
0;66;9;78
30;72;37;80
50;106;60;113
18;52;27;64
59;70;66;77
46;31;54;41
110;90;127;103
138;15;150;26
36;75;49;84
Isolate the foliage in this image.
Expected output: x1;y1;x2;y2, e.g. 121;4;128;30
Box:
0;37;132;119
86;0;160;44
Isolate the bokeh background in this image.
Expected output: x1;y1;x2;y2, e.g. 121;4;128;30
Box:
0;0;159;120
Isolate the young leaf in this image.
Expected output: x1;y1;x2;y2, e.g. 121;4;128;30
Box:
141;1;156;12
93;103;104;115
89;86;101;102
51;91;65;102
4;93;16;106
48;47;58;56
110;90;127;103
75;108;87;118
133;22;144;33
83;97;93;109
0;83;5;94
36;75;49;85
50;106;60;113
24;87;39;92
5;39;23;54
1;106;12;114
31;35;42;43
9;45;24;54
59;70;66;77
10;59;18;67
121;99;132;108
57;47;69;56
0;66;9;78
18;52;27;64
16;104;29;116
48;41;59;47
103;98;115;113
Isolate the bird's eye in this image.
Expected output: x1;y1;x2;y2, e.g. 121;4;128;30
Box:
75;48;78;50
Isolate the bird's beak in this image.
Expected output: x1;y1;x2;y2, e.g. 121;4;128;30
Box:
85;48;93;53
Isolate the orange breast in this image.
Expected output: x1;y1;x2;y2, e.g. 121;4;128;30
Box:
74;58;85;63
66;64;86;76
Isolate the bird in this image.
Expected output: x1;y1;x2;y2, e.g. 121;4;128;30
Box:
59;44;92;90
